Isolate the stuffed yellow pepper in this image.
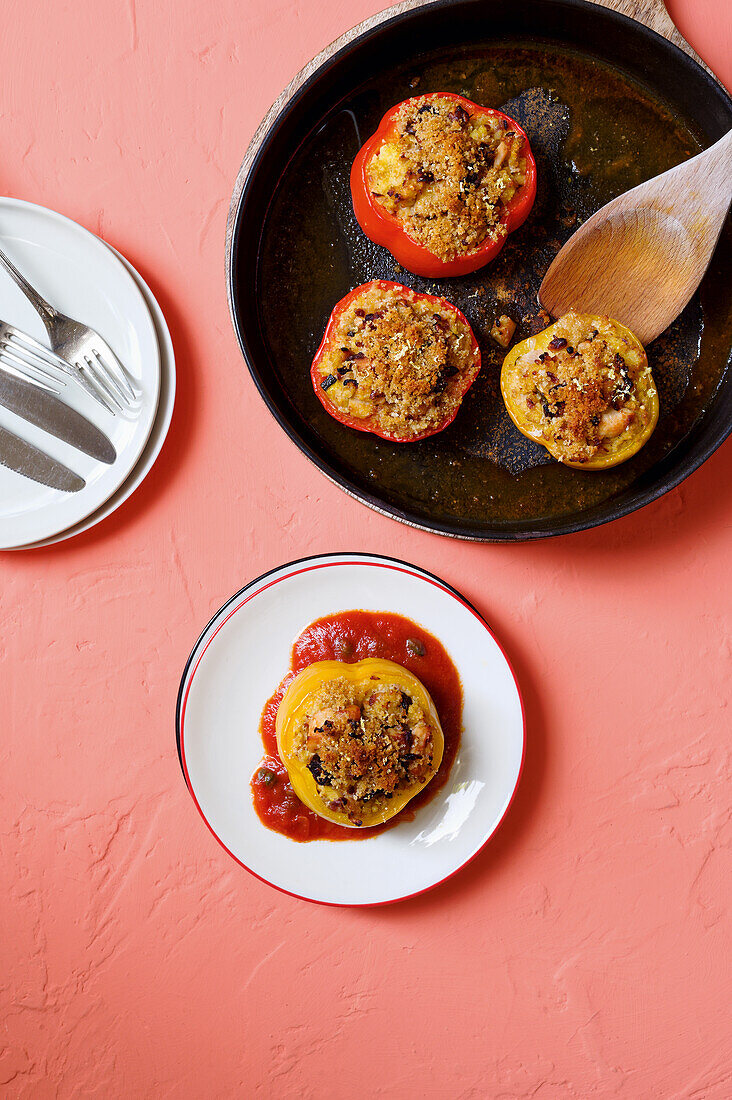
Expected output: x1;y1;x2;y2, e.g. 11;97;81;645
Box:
501;311;659;469
276;658;444;828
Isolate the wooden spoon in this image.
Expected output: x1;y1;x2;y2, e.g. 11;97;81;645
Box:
539;0;732;346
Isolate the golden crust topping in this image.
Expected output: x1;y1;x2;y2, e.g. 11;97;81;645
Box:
505;312;657;465
317;283;477;439
365;95;527;261
292;677;435;825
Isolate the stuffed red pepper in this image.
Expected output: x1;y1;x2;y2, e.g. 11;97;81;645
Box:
351;92;537;278
311;280;481;442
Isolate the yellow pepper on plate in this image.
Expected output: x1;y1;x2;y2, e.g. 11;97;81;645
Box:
276;658;444;828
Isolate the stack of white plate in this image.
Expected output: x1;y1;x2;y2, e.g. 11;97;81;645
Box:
0;198;175;550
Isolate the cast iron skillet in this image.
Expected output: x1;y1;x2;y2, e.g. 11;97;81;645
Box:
226;0;732;540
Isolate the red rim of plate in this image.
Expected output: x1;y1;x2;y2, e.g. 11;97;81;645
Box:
176;552;526;906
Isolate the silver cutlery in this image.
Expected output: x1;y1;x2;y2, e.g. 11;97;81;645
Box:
0;318;72;393
0;368;116;464
0;243;141;416
0;425;85;492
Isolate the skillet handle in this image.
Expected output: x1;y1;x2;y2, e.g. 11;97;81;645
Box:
588;0;718;83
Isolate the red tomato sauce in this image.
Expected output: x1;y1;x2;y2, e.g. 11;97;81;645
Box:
251;610;462;842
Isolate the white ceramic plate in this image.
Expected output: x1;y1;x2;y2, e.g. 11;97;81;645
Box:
9;247;175;548
177;553;525;906
0;198;160;548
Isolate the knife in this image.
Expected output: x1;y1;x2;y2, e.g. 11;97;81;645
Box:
0;370;116;464
0;425;85;492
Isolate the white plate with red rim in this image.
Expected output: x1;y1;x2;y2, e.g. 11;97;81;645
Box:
0;198;160;549
177;553;525;906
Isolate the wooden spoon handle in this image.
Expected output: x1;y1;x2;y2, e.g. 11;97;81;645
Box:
588;0;718;83
686;127;732;213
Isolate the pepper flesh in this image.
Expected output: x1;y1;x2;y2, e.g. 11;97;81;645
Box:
501;313;659;470
310;280;481;442
275;658;445;828
350;93;537;278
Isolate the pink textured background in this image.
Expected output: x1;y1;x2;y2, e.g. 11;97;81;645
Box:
2;0;731;1095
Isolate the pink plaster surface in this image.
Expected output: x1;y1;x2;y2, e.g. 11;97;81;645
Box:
1;0;731;1095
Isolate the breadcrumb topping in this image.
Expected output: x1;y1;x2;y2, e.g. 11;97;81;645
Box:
365;95;528;261
317;283;478;439
292;676;436;825
503;312;657;464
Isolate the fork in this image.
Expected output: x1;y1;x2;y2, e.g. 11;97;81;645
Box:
0;242;141;416
0;319;71;394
